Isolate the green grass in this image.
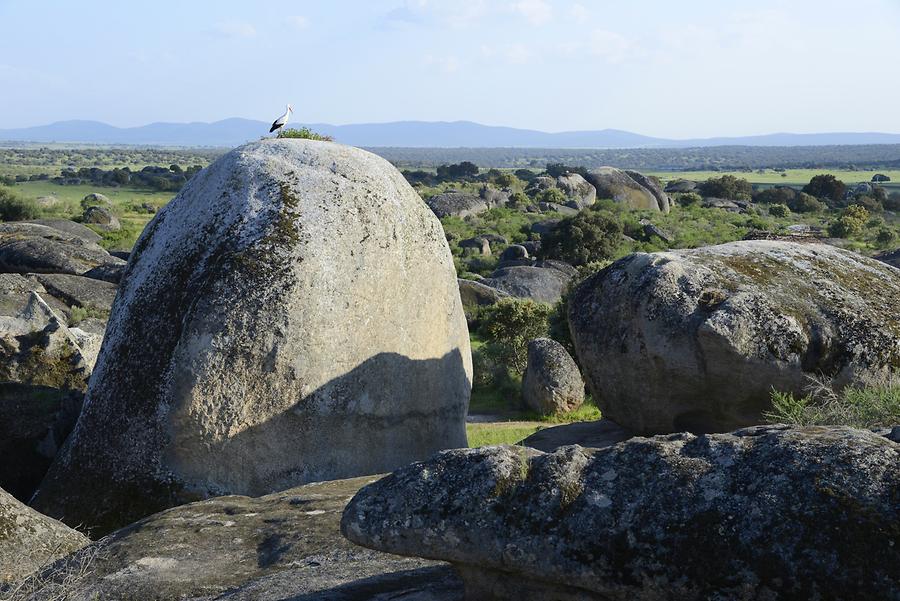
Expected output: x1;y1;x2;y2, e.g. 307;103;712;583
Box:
767;374;900;428
467;422;544;447
4;181;174;250
649;168;900;189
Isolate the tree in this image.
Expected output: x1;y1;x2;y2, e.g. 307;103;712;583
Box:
536;187;567;205
788;192;826;214
478;298;553;375
541;210;623;266
753;187;796;205
802;174;846;204
698;175;752;200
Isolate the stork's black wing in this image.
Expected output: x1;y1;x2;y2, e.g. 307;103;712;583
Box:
269;121;281;133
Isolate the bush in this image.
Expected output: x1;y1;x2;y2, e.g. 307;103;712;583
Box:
827;204;870;238
851;195;883;213
535;187;567;205
0;187;39;221
675;192;702;206
802;174;846;205
277;127;333;141
698;175;752;201
788;192;826;213
541;209;623;266
478;298;553;375
885;192;900;212
876;228;896;247
768;203;790;218
753;187;796;205
766;374;900;428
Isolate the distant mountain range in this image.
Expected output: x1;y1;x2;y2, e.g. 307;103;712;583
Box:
2;119;900;149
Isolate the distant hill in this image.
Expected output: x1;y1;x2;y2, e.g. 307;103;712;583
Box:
1;119;900;149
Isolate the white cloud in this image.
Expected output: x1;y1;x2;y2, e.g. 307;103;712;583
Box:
211;21;257;39
385;0;487;28
286;15;309;30
589;29;635;64
510;0;552;25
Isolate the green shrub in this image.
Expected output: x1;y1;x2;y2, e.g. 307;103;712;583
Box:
754;187;796;205
766;374;900;428
676;192;702;206
788;192;826;213
541;209;623;266
479;298;553;375
277;127;333;141
698;175;752;201
876;228;897;247
851;195;883;213
768;203;790;218
0;187;39;221
535;187;567;205
828;204;870;238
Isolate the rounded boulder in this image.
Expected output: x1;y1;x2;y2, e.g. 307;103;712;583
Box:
33;139;472;534
569;240;900;434
522;338;584;415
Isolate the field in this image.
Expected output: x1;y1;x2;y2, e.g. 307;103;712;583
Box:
649;168;900;191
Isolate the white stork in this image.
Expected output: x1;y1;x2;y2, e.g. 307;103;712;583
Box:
269;104;293;134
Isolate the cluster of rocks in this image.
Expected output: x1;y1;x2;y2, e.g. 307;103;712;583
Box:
0;220;122;503
3;139;899;601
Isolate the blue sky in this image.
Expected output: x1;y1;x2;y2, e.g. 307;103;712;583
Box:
1;0;898;137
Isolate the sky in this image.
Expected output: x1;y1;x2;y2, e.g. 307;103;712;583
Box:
1;0;898;138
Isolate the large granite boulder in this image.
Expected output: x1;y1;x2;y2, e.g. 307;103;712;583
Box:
585;167;670;213
569;241;900;434
32;139;472;535
664;178;697;193
0;222;124;276
480;264;571;304
522;338;584;415
19;476;462;601
343;426;900;601
0;486;88;585
555;173;596;210
425;192;489;218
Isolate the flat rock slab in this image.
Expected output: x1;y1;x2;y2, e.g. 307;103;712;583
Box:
30;273;117;313
519;419;632;452
0;222;123;277
344;426;900;601
26;219;102;244
19;476;462;601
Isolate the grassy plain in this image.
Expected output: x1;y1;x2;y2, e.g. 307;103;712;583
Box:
648;168;900;190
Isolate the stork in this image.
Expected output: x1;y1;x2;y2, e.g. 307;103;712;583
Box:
269;104;293;134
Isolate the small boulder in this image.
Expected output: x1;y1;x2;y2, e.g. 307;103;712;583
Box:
458;237;491;256
585;167;669;212
521;338;584;415
569;241;900;434
664;179;697;193
80;192;111;209
555;173;596;209
82;206;121;231
343;426;900;601
530;219;560;236
499;244;528;262
481;265;571;304
458;278;509;324
425;192;488;218
0;486;89;584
